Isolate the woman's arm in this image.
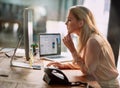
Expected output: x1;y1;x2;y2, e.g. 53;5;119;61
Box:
84;38;100;74
47;61;80;69
72;37;100;75
62;34;87;72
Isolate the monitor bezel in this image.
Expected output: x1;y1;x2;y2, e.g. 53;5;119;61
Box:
23;8;34;61
39;33;61;57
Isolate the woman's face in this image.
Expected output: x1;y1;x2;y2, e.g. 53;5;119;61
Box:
65;11;80;34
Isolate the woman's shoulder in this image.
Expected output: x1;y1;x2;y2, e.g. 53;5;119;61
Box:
87;34;109;48
87;34;101;46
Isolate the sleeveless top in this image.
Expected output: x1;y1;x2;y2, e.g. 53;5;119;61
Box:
82;34;119;87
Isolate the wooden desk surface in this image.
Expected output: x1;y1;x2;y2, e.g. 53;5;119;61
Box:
0;53;101;88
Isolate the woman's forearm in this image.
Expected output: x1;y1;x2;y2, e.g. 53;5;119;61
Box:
71;51;87;74
63;63;80;69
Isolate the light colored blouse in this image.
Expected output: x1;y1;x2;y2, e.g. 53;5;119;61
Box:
77;34;119;87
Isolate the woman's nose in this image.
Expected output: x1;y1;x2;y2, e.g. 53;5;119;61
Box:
65;21;67;25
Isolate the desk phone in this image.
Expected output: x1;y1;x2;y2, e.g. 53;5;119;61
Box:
43;67;90;87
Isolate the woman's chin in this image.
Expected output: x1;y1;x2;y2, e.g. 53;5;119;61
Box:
68;30;72;34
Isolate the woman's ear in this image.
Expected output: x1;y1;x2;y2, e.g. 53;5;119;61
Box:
78;20;84;28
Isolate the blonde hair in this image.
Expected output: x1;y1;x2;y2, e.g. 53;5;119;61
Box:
69;5;100;53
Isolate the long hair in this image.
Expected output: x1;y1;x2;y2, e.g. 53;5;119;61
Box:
69;5;100;53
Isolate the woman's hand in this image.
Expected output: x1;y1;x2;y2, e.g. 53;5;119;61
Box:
63;34;76;52
47;62;65;69
47;61;80;70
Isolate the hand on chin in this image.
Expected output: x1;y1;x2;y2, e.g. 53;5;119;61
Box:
67;30;72;34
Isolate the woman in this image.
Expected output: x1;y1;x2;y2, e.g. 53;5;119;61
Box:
47;5;119;88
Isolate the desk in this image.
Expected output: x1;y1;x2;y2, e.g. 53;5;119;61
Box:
0;53;101;88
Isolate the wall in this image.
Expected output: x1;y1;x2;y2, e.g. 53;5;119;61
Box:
0;0;81;48
107;0;120;66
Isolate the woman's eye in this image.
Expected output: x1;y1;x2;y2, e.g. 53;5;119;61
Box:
68;19;71;21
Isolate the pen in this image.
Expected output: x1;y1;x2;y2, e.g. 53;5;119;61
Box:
0;74;9;77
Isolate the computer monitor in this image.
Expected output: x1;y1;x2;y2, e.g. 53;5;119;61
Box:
23;8;33;61
10;8;39;69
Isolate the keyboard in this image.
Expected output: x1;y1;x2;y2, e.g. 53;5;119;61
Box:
41;55;72;62
45;55;65;59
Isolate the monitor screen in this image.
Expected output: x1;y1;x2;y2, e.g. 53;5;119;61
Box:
39;33;61;56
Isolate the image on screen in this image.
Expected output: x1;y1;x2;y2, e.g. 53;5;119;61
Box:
39;33;61;56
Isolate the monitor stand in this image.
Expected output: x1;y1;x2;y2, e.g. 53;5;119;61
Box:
10;35;41;70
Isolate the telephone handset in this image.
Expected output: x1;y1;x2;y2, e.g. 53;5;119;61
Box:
43;67;89;87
